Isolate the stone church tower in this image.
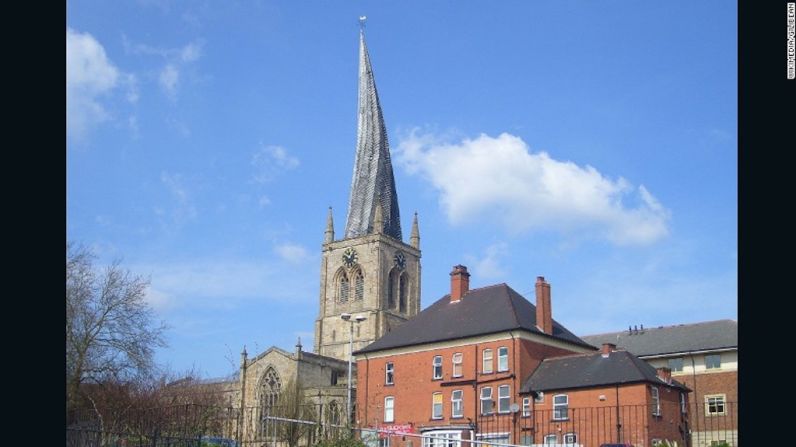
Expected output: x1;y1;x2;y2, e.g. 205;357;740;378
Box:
314;28;421;361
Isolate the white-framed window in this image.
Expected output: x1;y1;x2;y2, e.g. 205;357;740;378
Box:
534;391;544;403
384;396;394;422
379;439;390;447
705;394;726;416
668;357;684;372
543;434;557;445
522;397;531;417
498;385;510;413
563;433;577;445
680;392;687;414
433;355;443;379
482;349;493;373
423;431;462;447
553;394;568;420
432;392;443;419
497;347;509;372
475;433;509;447
651;386;661;416
452;353;463;377
705;354;722;369
385;362;394;385
451;390;463;418
480;387;493;415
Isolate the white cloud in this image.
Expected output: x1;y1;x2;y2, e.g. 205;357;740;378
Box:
274;243;310;264
397;131;670;245
159;171;197;226
122;36;203;102
467;242;509;280
252;145;300;183
180;42;202;62
258;195;272;208
67;28;120;140
134;258;316;312
159;64;180;99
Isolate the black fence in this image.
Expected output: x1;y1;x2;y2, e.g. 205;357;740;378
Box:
66;403;348;447
67;401;737;447
473;401;737;447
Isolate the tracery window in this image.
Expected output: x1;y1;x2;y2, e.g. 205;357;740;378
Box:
261;367;282;409
338;274;349;303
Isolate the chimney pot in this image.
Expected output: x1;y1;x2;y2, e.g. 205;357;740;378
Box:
450;265;470;302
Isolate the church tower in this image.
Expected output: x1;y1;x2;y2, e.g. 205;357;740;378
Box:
314;27;421;361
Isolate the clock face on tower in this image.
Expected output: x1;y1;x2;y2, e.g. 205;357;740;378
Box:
394;251;406;270
342;248;358;268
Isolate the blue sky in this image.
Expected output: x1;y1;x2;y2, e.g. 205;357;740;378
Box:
67;1;737;379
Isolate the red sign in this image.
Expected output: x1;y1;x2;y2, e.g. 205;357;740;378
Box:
377;423;415;438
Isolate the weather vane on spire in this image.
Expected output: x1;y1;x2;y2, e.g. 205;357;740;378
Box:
359;16;367;30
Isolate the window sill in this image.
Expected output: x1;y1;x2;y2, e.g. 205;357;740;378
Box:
385;383;394;387
432;377;443;381
552;418;569;422
450;416;465;420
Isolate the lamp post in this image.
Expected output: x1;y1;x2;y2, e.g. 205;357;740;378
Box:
341;312;367;426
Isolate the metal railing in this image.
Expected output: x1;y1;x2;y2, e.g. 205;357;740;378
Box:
66;401;738;447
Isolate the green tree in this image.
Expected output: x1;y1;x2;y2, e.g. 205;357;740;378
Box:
66;242;167;411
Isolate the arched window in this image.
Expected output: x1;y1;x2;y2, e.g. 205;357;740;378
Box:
327;401;341;426
387;269;398;309
354;270;364;301
338;273;349;303
399;273;407;313
260;367;282;409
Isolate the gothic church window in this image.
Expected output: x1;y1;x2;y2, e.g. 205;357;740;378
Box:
399;273;407;313
261;367;282;409
387;269;399;309
338;273;349;303
354;270;364;301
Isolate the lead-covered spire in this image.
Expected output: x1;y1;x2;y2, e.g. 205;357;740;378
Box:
344;27;402;241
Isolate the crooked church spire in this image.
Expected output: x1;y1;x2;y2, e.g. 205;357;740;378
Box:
344;27;402;240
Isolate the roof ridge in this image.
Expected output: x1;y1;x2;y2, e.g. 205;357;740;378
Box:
464;282;508;295
582;318;737;337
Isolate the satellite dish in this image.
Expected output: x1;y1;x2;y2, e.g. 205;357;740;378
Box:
510;403;520;413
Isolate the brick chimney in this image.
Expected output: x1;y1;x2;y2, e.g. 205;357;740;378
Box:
656;367;672;384
450;265;470;303
535;276;553;335
601;343;617;357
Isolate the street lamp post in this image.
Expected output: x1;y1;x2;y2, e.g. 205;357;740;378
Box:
341;313;367;426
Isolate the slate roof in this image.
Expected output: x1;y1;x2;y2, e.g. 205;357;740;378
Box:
344;29;402;240
520;350;689;393
355;283;595;354
580;319;737;357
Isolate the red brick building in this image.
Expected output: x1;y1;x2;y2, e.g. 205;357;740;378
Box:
354;266;690;447
519;344;689;446
582;321;737;447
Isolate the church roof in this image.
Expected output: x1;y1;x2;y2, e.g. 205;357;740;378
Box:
580;319;737;357
343;29;402;241
355;283;595;354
